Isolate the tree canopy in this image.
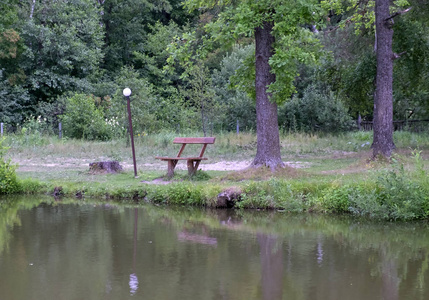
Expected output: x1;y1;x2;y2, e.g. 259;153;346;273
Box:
0;0;428;163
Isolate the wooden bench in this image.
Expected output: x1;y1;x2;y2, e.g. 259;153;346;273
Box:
155;137;216;177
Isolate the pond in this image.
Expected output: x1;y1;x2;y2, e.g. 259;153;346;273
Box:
1;196;429;300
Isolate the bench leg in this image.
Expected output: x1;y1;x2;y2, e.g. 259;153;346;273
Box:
167;160;178;178
187;160;197;176
187;160;202;176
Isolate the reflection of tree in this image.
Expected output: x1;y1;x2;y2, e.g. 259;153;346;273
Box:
1;200;429;299
381;248;399;300
257;233;283;300
148;207;429;299
0;196;54;256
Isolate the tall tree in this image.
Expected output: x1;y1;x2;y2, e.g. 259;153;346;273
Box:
372;0;396;158
181;0;323;169
20;0;105;104
253;20;282;168
100;0;197;71
323;0;412;159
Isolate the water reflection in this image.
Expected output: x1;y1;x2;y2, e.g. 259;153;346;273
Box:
130;208;139;296
257;234;283;300
0;197;428;300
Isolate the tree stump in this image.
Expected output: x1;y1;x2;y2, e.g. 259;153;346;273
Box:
89;161;123;174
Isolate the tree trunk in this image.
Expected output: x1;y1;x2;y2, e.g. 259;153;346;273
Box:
251;21;284;170
373;0;395;158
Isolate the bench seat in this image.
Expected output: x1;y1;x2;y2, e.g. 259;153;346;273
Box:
155;137;215;177
155;157;208;161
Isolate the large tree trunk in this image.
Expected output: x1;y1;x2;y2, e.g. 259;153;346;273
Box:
373;0;395;158
251;21;284;170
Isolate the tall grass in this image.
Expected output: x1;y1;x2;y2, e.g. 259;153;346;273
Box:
4;130;429;163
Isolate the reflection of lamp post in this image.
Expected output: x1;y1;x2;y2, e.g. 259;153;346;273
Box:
129;208;139;295
123;88;138;178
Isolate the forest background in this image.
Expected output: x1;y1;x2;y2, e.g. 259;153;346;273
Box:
0;0;428;141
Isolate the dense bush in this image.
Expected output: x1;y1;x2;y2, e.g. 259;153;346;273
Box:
0;70;32;126
60;93;111;140
279;84;355;133
0;138;20;194
212;45;256;131
320;157;429;220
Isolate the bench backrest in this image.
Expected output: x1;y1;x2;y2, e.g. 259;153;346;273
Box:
173;137;216;144
173;137;215;158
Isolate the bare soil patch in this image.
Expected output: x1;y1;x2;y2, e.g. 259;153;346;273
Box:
13;158;311;173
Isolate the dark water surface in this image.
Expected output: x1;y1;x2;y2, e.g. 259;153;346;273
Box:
1;196;429;300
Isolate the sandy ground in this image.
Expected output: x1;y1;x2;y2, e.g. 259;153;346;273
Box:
13;158;310;173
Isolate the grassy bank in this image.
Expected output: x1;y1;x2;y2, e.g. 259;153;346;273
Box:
2;130;429;220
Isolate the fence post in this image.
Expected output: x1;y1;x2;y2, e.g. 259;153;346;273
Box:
1;123;3;137
236;119;239;135
357;114;361;131
59;122;62;139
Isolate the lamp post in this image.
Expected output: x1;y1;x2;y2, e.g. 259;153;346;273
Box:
123;88;138;178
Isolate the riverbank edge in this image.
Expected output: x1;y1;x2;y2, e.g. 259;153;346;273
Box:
12;170;429;221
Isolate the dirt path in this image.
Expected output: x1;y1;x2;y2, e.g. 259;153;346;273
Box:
13;158;310;173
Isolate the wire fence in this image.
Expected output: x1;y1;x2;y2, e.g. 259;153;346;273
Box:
359;120;429;132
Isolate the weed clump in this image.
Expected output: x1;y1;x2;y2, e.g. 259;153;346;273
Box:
0;138;21;194
320;152;429;220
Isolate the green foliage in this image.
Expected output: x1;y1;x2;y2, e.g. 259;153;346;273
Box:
19;178;45;194
319;0;429;122
21;115;52;136
181;62;219;135
0;69;32;125
177;0;326;103
373;160;429;220
279;84;355;133
320;154;429;220
20;0;104;103
145;183;205;206
321;183;353;213
240;179;307;212
392;16;429;120
133;21;184;97
108;66;198;135
212;45;256;131
0;0;19;30
60;94;111;140
101;0;197;71
0;138;20;194
166;183;204;205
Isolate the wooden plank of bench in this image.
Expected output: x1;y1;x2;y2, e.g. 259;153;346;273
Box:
155;157;208;160
173;137;216;144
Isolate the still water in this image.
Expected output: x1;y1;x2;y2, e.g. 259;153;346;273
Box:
1;196;429;300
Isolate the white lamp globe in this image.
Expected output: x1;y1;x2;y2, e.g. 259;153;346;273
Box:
123;88;132;97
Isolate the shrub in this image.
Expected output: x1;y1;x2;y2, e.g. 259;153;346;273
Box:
321;183;352;213
240;179;306;211
279;84;355;133
372;164;429;220
0;137;20;194
320;156;429;220
60;93;111;140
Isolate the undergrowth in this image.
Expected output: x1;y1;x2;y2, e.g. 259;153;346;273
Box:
320;151;429;220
